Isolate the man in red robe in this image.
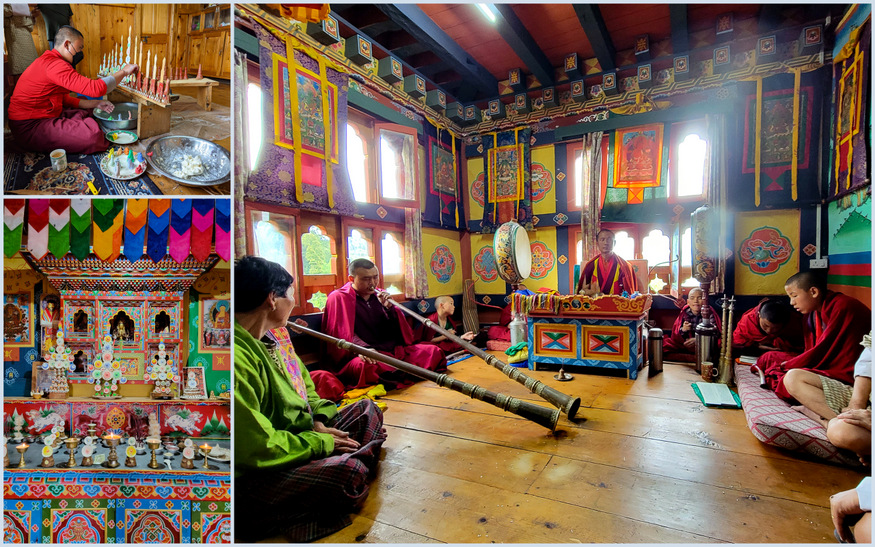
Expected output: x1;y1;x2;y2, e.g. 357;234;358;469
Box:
732;298;804;355
486;302;513;342
7;25;138;154
318;258;446;396
755;271;871;401
576;229;638;295
417;295;475;355
662;287;721;361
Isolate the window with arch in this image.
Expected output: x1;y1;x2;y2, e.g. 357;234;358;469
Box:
247;206;298;286
669;119;708;202
565;138;609;212
301;225;336;276
346;123;372;203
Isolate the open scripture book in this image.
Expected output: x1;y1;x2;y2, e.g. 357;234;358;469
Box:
692;382;742;408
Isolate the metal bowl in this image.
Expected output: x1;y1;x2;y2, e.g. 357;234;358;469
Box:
93;102;138;130
145;136;231;187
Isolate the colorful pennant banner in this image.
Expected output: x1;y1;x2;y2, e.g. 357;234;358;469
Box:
214;199;231;261
91;199;124;261
4;199;26;257
169;199;193;264
123;199;149;262
70;199;92;260
147;200;171;262
190;199;215;262
48;199;71;258
26;199;51;260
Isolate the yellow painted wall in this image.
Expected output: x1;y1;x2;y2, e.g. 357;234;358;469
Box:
421;227;463;296
466;157;484;222
526;227;559;292
470;232;505;293
531;145;556;216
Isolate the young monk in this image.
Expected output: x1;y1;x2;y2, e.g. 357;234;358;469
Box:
755;271;871;401
732;298;804;355
417;295;475;355
663;287;721;361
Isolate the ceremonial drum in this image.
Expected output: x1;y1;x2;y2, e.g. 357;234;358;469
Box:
493;221;532;284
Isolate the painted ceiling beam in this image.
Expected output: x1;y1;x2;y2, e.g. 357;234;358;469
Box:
669;4;689;54
377;4;498;98
492;4;555;86
573;5;616;72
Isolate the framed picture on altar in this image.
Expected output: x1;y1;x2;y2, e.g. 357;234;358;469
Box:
182;366;208;399
4;290;34;347
199;298;231;353
31;361;52;394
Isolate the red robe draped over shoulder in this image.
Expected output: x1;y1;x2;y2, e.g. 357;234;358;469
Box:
732;303;804;353
486;303;513;341
321;282;446;391
663;304;722;354
576;253;638;295
755;291;871;400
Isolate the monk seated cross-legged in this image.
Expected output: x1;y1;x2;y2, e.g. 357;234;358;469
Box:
7;25;139;154
315;258;447;399
663;287;721;362
756;271;872;403
416;295;476;356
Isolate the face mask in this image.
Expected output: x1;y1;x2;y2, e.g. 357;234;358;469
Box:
67;43;83;67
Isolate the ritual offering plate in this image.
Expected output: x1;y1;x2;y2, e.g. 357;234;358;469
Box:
100;147;147;180
105;129;139;145
145;136;230;187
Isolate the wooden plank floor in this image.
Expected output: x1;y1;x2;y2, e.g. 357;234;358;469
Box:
276;354;865;543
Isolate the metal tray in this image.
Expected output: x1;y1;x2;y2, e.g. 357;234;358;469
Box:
145;136;230;187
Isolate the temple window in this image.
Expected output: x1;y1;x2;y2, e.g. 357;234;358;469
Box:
681;226;699;287
154;311;171;334
300;225;336;276
73;310;88;333
376;124;419;208
247;82;263;171
642;229;670;267
347;123;370;202
613;231;635;261
669;119;707;202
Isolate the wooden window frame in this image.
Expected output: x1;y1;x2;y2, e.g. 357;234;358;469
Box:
346;109;378;204
668;119;708;204
341;217;407;300
374;122;421;209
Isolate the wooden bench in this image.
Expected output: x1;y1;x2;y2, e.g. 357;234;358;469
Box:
168;78;219;111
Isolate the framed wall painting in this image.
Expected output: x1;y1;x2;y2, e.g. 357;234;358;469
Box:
4;289;33;347
613;123;665;188
199;298;231;353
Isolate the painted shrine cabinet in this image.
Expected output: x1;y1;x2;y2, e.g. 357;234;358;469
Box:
24;254;219;398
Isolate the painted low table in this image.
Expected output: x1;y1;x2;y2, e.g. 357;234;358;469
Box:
523;294;652;379
3;466;230;543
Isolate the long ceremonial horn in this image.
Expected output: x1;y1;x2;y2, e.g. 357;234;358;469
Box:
376;291;581;420
287;322;560;431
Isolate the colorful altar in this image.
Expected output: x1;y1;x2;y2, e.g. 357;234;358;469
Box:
522;294;652;379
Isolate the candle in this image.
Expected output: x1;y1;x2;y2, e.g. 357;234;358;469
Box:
199;443;210;450
160;56;166;82
152;53;157;80
127;25;131;59
144;52;150;82
137;40;142;69
16;443;28;449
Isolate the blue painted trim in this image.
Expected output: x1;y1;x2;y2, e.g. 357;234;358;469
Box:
829;251;873;265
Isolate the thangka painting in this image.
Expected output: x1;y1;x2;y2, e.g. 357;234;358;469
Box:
488;144;524;203
251;21;355;214
4;289;33;346
742;87;812;182
199;298;231;352
733;209;800;295
272;54;338;162
429;139;456;196
613;124;664;189
832;19;870;199
481;128;533;233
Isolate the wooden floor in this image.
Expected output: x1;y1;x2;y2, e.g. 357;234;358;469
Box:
291;355;868;543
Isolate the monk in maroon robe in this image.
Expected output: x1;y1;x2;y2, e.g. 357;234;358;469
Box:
486;302;513;342
417;296;475;355
756;271;871;401
732;298;804;355
7;26;138;154
576;229;638;295
663;287;721;361
318;258;446;396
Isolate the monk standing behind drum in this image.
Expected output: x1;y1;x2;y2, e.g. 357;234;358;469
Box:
576;229;638;296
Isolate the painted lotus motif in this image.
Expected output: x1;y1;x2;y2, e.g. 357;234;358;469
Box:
531;162;553;202
470;173;485;207
473;246;498;282
529;241;555;279
739;227;794;275
430;245;456;283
